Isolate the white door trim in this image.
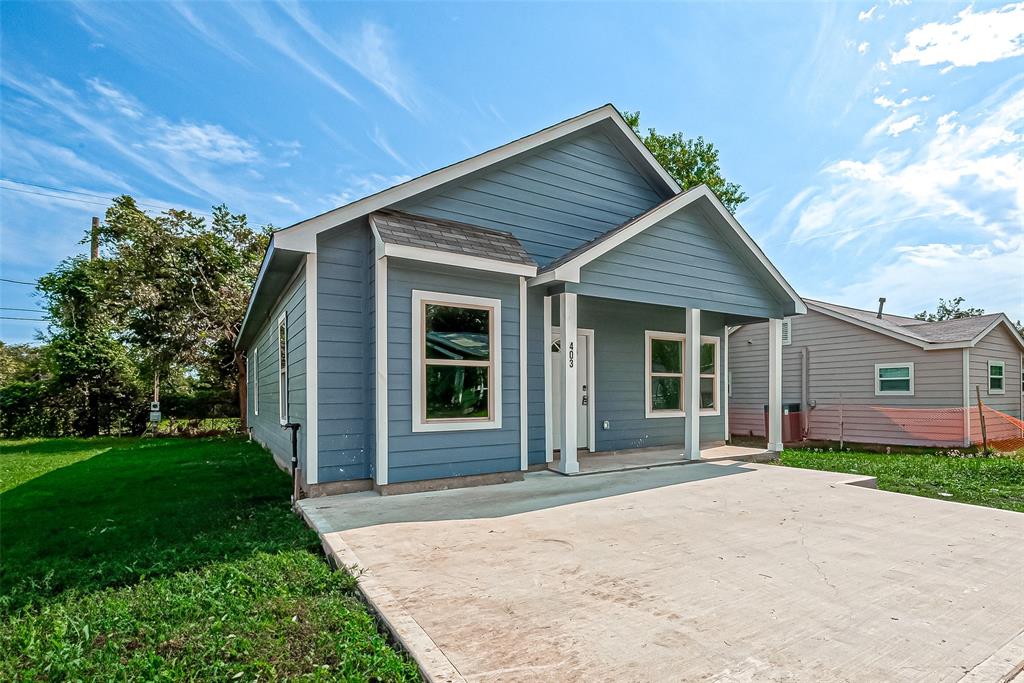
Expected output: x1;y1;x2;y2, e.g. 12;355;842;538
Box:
551;326;596;452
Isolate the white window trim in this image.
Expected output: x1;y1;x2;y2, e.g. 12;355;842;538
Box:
988;360;1005;395
644;331;721;418
411;290;503;432
874;362;914;396
277;312;288;424
252;345;259;416
781;318;792;346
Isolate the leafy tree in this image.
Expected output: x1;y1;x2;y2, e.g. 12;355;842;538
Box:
0;342;44;386
623;110;748;212
914;297;986;322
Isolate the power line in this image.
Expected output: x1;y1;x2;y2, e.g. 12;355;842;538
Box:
0;277;37;286
0;316;48;321
0;306;44;312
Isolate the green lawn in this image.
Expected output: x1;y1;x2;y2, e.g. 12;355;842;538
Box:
779;448;1024;512
0;436;420;681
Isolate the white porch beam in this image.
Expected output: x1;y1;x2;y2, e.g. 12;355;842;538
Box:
684;308;701;460
767;317;784;452
554;292;579;474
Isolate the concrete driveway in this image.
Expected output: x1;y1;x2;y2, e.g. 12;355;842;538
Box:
300;462;1024;682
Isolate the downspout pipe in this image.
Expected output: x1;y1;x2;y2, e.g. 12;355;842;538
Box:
801;347;809;439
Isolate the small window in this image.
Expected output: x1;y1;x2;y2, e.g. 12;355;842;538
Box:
644;331;720;417
988;361;1005;395
252;346;259;416
875;362;913;396
781;319;792;346
412;291;502;432
278;315;288;424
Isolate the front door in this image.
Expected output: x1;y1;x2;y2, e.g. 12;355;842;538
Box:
551;332;589;450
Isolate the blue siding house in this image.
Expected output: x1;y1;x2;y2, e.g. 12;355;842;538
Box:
237;105;805;495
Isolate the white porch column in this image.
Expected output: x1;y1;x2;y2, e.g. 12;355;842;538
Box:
684;307;701;460
767;317;784;452
543;295;553;462
555;292;579;474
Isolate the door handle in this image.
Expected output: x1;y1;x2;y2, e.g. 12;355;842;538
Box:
581;384;588;406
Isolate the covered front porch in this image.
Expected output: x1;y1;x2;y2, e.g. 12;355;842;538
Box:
539;290;788;475
548;443;773;475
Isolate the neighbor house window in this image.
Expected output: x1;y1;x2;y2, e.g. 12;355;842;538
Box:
644;331;720;418
278;314;288;424
252;346;259;416
412;290;502;432
988;361;1005;395
875;362;913;396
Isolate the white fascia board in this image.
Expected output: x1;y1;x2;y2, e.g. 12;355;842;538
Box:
236;241;276;350
382;243;537;277
274;104;676;252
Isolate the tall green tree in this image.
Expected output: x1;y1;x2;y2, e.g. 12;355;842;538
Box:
914;296;986;322
623;111;748;212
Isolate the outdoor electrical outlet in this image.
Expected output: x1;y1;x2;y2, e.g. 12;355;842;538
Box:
602;420;610;430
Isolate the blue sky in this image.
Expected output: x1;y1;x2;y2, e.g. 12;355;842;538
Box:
2;1;1022;344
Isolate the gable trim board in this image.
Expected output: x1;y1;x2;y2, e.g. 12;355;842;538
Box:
275;105;679;254
528;185;805;316
803;301;1024;352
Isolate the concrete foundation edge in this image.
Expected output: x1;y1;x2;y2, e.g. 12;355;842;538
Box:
375;470;523;496
320;531;466;683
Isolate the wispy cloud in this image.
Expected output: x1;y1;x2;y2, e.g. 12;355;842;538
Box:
86;78;143;119
151;122;261;164
275;2;417;113
886;114;922;136
169;2;252;66
892;2;1024;70
370;126;412;171
873;93;931;110
230;2;358;104
858;6;877;22
327;172;412;207
857;41;870;55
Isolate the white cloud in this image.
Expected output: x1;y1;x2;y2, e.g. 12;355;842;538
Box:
786;83;1024;251
892;2;1024;69
86;78;143;118
231;2;358;104
859;5;878;21
276;2;417;113
887;114;923;136
151;122;260;164
370;126;412;171
327;172;411;207
873;93;931;110
858;41;870;55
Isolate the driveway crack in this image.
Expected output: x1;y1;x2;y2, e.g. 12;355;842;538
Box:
798;523;837;592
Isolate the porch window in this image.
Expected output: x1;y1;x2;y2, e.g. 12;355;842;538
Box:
644;331;720;418
278;314;288;424
412;290;502;432
875;362;913;396
988;361;1005;395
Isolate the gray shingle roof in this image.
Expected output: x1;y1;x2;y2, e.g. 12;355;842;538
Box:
806;299;1005;344
370;210;536;267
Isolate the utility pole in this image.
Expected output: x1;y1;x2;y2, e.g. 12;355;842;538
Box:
90;216;100;260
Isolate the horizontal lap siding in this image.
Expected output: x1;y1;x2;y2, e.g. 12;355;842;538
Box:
248;265;306;470
575;205;784;318
317;225;372;483
728;309;967;445
577;298;726;451
970;325;1022;417
387;261;522;483
394;130;667;267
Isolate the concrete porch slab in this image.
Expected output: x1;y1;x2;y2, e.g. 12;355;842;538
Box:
301;461;1024;682
549;443;772;475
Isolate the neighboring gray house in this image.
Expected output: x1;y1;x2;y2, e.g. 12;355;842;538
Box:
728;299;1024;448
236;104;805;495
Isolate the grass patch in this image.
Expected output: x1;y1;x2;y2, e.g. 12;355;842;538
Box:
0;436;420;680
779;448;1024;512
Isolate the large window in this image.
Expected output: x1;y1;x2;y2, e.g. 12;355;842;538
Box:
988;361;1005;395
644;331;720;418
875;362;913;396
412;291;502;432
278;314;288;424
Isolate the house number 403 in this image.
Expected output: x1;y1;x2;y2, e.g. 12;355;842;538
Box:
567;342;575;368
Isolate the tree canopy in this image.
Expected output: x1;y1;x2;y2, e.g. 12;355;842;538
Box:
914;297;986;322
623;110;748;212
